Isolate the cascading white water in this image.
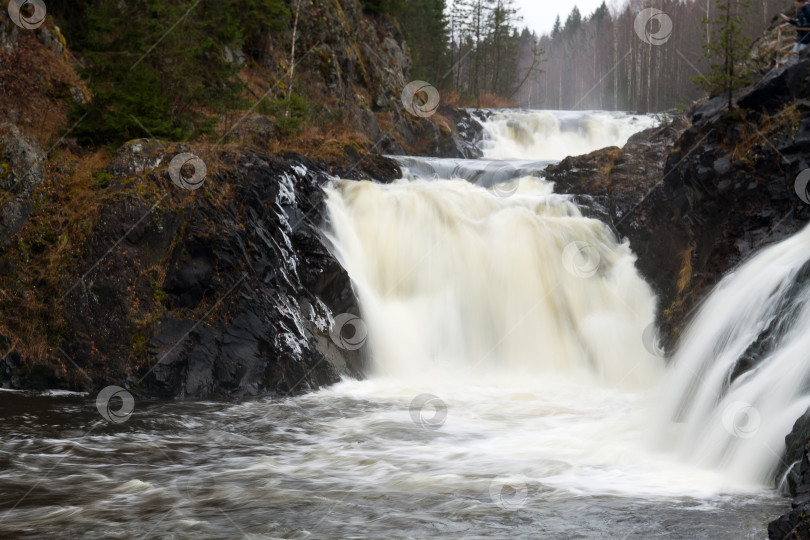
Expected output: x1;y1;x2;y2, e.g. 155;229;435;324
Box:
656;224;810;484
311;109;808;536
477;109;658;160
324;176;661;387
0;112;797;538
322;173;785;500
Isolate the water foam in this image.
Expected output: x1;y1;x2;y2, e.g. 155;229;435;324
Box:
477;109;658;161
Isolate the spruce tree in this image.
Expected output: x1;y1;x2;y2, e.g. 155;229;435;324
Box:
693;0;753;110
564;6;583;34
551;15;562;38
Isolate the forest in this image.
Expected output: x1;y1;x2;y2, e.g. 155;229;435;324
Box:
382;0;792;112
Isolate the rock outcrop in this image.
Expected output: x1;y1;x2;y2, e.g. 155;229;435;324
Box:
0;139;402;399
0;123;46;247
770;441;810;539
546;52;810;346
0;0;480;398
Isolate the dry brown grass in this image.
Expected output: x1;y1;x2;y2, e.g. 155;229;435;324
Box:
466;93;517;109
0;147;111;360
727;102;801;162
0;20;88;145
677;247;694;294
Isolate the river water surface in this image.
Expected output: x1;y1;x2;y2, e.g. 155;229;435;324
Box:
0;110;791;539
0;387;785;539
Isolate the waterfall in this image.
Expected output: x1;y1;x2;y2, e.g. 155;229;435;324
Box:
324;177;662;387
476;110;658;160
656;224;810;484
322;109;809;498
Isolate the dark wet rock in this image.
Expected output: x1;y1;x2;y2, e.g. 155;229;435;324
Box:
542;53;810;538
713;156;731;175
780;410;810;497
739;57;808;116
770;441;810;539
0;141;372;399
106;139;167;178
545;55;810;353
692;96;727;125
0;123;45;247
437;106;484;159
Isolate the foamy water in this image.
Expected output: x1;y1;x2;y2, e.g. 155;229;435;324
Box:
0;110;797;538
476;109;658;160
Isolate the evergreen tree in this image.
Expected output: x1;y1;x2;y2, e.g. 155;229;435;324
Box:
449;0;471;92
564;6;583;34
56;0;290;146
468;0;493;103
693;0;753;110
592;2;609;24
551;15;562;38
488;0;522;94
360;0;404;14
398;0;450;84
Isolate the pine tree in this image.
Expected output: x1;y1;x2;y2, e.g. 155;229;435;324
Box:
551;15;562;38
592;2;609;23
564;6;582;34
489;0;521;94
398;0;450;84
693;0;753;110
467;0;493;104
449;0;471;92
59;0;290;146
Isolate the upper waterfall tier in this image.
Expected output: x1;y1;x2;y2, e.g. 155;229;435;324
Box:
474;109;658;161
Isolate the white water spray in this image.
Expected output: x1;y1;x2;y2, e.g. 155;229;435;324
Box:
477;109;658;160
657;224;810;484
325;177;661;387
320;110;808;504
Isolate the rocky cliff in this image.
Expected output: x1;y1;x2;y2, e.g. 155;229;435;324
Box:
546;54;810;347
0;0;481;398
1;137;397;398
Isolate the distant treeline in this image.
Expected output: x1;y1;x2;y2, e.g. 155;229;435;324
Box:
521;0;789;112
369;0;793;112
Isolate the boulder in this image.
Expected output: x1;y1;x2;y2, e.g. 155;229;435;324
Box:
0;123;45;247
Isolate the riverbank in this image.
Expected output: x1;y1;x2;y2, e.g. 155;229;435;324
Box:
0;0;480;397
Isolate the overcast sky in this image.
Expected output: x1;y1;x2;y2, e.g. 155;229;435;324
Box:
514;0;613;36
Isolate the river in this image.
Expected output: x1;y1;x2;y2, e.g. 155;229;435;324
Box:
0;110;794;539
